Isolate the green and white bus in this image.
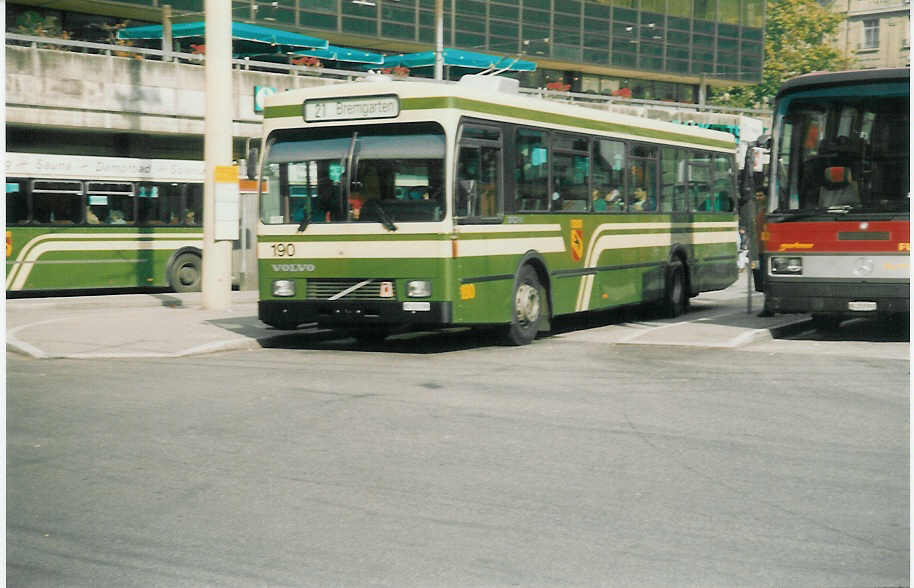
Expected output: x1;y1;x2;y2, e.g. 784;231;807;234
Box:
256;75;739;344
6;152;206;293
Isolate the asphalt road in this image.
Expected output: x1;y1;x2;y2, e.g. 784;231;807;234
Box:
7;318;909;587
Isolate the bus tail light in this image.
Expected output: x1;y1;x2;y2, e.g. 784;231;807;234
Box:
771;256;803;275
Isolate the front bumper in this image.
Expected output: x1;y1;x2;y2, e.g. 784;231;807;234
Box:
765;280;909;315
259;299;453;329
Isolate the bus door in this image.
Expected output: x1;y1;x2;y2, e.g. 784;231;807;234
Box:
454;121;505;323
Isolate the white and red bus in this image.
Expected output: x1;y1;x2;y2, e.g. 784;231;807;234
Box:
759;68;909;329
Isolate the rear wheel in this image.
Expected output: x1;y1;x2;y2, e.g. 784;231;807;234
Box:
169;252;202;293
502;265;545;346
662;260;688;318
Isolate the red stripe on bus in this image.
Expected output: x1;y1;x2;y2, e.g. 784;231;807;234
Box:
763;220;910;253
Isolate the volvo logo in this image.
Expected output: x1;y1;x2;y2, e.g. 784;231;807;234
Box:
272;263;316;272
853;257;874;276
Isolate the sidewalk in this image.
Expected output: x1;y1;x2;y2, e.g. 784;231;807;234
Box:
6;273;811;359
6;290;285;359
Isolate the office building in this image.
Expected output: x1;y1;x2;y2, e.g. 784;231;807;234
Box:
7;0;765;103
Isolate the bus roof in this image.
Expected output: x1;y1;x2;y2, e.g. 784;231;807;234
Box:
263;76;738;152
776;67;910;100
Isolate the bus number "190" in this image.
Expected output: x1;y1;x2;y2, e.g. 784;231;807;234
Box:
271;243;296;257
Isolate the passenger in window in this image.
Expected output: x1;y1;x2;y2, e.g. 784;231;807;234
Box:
109;210;127;224
184;210;196;224
632;187;650;211
86;206;101;224
349;190;364;219
592;188;622;211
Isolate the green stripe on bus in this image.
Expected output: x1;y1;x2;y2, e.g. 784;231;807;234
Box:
264;104;303;119
400;97;735;150
264;96;735;150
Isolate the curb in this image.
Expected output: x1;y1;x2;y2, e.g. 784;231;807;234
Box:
6;290;260;312
727;318;814;348
7;333;289;360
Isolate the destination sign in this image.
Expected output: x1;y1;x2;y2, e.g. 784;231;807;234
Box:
304;95;399;122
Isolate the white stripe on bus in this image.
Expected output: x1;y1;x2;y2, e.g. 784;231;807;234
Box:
7;235;202;290
257;236;566;260
575;226;738;311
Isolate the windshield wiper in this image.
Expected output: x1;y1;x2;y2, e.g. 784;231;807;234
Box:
297;216;310;232
825;204;859;214
773;203;863;220
371;202;398;232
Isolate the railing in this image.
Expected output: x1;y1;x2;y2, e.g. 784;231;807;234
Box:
518;86;771;118
6;32;772;119
5;32;370;82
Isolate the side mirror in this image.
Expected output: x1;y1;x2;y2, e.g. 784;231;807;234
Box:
246;146;259;180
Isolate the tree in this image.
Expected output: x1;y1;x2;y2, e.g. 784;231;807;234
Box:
711;0;853;109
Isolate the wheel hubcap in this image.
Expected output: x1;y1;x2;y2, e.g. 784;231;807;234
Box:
515;283;540;325
178;264;198;286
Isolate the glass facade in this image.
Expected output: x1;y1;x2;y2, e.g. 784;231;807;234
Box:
7;0;764;101
256;0;764;84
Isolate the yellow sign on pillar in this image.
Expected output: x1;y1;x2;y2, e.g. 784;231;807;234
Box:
214;165;240;241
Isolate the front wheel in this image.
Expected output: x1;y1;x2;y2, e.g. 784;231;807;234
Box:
169;252;202;293
502;265;545;346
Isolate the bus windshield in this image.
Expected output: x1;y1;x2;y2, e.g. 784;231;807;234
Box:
260;122;446;226
770;96;909;215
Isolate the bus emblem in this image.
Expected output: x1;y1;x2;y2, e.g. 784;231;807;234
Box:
570;229;584;261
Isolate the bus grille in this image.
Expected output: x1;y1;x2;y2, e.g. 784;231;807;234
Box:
306;279;396;301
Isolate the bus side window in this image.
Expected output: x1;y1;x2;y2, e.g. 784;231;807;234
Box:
551;134;590;212
185;184;203;225
592;139;625;212
515;128;548;212
712;153;735;212
687;155;712;212
628;145;658;212
137;183;170;225
660;148;688;212
87;182;135;225
5;180;29;224
32;181;83;224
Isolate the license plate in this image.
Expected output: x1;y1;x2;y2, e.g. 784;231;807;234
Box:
403;302;431;312
848;301;877;311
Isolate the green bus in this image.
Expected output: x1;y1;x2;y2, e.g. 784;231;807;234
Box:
256;75;739;344
6;152;206;293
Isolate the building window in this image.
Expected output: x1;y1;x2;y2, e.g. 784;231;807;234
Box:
863;18;879;49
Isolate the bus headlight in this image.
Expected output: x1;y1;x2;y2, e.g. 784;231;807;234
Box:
272;279;296;297
407;280;432;297
771;256;803;275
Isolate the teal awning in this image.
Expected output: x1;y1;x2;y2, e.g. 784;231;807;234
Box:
292;45;383;65
369;49;536;72
117;21;329;55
